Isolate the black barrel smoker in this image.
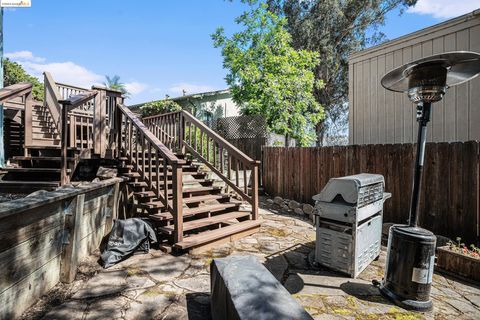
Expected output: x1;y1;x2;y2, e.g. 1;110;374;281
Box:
379;51;480;311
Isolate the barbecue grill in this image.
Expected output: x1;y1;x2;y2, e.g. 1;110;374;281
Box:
313;173;391;278
380;51;480;311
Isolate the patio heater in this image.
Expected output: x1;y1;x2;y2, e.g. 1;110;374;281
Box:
379;51;480;311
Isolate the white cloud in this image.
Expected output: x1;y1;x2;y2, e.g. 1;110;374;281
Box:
6;50;103;88
125;81;148;95
168;82;217;95
5;50;148;99
5;50;45;63
408;0;480;19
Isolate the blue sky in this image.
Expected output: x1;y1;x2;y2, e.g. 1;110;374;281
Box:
4;0;480;104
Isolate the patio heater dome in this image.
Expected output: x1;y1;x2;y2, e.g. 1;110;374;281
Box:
379;51;480;312
381;51;480;102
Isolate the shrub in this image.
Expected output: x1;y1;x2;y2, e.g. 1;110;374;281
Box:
140;99;181;117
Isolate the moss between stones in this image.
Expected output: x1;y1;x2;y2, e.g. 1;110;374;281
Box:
265;227;289;237
126;267;142;277
141;285;176;299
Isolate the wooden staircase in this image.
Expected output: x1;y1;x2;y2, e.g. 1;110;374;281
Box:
29;101;61;147
117;105;261;252
0;79;261;252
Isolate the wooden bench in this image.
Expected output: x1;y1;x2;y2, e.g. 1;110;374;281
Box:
210;255;313;320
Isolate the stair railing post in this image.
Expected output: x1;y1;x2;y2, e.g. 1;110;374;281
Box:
172;161;183;243
179;112;185;154
93;88;107;157
251;161;259;220
23;90;33;155
60;103;69;185
115;105;122;158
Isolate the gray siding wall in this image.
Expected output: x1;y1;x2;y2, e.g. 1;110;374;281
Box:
348;10;480;145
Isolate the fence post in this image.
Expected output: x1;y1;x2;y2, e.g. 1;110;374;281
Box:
251;161;259;220
60;193;85;283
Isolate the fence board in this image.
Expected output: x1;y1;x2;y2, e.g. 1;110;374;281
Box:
263;142;480;244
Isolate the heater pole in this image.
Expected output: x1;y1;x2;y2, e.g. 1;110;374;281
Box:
409;101;431;227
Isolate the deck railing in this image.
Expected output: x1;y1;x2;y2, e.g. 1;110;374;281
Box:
59;91;98;184
143;110;259;219
0;83;34;148
116;105;186;242
43;73;122;157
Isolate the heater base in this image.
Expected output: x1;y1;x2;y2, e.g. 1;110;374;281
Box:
380;285;433;312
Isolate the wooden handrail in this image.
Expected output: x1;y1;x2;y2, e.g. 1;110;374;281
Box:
143;109;259;220
118;105;184;165
0;82;32;104
43;72;63;130
181;110;258;165
59;91;98;110
116;104;185;242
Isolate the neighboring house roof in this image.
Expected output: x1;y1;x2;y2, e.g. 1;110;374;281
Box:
129;88;231;110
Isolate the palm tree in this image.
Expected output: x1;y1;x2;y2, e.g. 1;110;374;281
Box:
104;75;129;98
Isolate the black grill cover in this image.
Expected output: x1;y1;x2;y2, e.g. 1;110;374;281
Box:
101;218;157;268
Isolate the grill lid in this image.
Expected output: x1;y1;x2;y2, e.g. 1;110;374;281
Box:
312;173;385;205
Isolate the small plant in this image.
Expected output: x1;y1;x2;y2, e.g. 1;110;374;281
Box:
140;99;182;117
447;237;480;259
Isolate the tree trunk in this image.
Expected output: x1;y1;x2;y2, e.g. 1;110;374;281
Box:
316;120;327;147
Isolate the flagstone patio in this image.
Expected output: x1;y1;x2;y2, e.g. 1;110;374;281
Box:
21;197;480;320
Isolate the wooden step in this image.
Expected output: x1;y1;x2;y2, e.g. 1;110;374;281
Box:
139;194;231;210
3;167;69;173
183;193;230;204
122;171;206;178
149;203;240;221
158;211;251;235
133;186;222;199
129;179;215;188
12;156;75;162
173;220;262;250
0;180;60;192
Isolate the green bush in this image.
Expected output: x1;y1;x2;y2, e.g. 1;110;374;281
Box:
4;59;44;101
140;99;182;117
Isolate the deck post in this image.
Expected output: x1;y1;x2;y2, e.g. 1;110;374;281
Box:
60;103;69;185
93;88;107;157
172;162;183;243
115;104;122;158
23;90;33;153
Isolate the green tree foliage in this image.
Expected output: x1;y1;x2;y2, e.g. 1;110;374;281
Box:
4;58;44;101
212;3;324;146
140;99;182;117
104;75;130;98
262;0;417;145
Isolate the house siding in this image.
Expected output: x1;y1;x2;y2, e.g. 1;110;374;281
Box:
348;10;480;145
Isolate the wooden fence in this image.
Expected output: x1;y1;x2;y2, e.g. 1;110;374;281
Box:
0;178;125;319
263;142;480;245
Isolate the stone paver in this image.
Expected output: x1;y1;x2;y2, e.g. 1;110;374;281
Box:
26;196;480;320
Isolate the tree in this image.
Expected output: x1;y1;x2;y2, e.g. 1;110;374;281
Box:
212;3;324;146
104;75;129;98
262;0;418;145
4;59;44;101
